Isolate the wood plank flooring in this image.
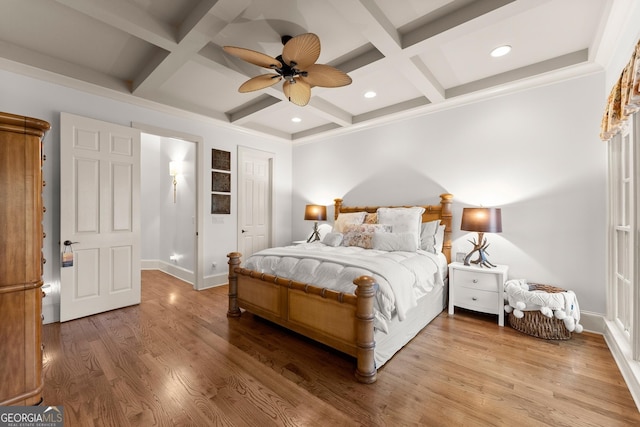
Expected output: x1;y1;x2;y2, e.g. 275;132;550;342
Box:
42;270;640;426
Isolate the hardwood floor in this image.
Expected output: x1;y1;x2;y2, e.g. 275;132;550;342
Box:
42;270;639;426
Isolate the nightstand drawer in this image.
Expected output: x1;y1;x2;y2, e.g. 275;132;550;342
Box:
455;270;499;292
454;287;499;314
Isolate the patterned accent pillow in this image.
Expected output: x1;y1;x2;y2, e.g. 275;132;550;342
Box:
342;224;392;249
364;213;378;224
333;212;367;233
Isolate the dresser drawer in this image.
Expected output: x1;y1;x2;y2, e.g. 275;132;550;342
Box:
454;269;500;292
453;287;500;314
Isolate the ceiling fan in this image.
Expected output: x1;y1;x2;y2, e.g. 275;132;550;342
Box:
223;33;352;106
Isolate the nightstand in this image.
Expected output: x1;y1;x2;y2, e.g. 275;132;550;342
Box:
291;240;306;245
448;262;509;326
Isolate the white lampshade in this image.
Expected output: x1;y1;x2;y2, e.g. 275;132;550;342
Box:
169;161;182;176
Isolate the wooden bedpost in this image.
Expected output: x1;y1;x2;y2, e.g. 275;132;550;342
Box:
353;275;378;384
227;252;242;318
334;198;343;220
439;193;454;264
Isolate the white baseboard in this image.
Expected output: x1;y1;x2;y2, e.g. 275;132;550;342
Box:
141;260;229;289
604;320;640;411
142;259;194;285
579;310;605;334
200;273;228;290
141;259;162;270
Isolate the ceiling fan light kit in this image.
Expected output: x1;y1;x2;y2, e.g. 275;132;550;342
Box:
223;33;352;106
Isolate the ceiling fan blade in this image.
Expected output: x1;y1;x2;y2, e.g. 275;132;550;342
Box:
283;79;311;106
282;33;320;70
223;46;282;69
301;64;352;88
238;75;282;92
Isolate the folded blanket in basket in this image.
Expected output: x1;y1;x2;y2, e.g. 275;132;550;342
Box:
504;279;583;333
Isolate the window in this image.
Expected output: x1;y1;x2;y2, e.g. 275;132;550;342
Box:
608;112;639;358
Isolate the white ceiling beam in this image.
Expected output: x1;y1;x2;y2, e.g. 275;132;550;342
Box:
329;0;444;103
132;0;250;95
400;0;553;56
306;97;353;127
54;0;176;50
0;40;130;93
327;0;401;55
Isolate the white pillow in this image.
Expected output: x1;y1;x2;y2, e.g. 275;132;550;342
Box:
333;212;366;233
435;224;446;253
315;223;333;241
373;232;418;252
322;232;343;247
377;207;425;247
420;220;441;253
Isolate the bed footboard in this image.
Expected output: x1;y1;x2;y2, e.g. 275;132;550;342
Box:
226;252;378;383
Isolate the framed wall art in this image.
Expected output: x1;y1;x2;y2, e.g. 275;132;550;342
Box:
211;148;231;214
211;194;231;215
212;149;231;171
211;171;231;193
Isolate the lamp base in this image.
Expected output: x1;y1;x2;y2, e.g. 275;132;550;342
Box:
463;232;497;268
307;222;321;243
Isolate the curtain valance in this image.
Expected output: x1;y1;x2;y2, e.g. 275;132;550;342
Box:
600;40;640;141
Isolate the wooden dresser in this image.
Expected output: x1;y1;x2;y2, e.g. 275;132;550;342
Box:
0;111;50;406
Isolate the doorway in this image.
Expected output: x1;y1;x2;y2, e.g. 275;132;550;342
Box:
134;123;203;290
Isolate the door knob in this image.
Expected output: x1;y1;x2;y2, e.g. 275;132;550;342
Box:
241;229;247;233
63;240;79;246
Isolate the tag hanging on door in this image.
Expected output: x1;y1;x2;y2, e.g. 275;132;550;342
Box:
62;245;73;267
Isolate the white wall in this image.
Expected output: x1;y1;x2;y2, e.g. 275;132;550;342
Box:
293;72;608;314
140;134;162;261
0;68;293;322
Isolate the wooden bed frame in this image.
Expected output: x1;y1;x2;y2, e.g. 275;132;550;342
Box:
227;193;453;383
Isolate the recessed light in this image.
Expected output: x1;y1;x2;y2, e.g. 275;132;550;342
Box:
490;45;511;57
291;117;301;123
364;91;377;98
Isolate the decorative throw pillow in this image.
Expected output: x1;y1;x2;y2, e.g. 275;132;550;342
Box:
420;220;441;253
364;213;378;224
373;232;418;252
322;232;343;247
377;207;425;247
333;212;367;233
342;224;392;249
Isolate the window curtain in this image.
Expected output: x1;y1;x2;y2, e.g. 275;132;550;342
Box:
600;40;640;141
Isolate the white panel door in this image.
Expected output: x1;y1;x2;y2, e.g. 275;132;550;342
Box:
238;148;272;258
60;113;141;322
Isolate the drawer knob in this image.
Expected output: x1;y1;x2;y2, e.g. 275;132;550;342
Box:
472;279;478;283
472;297;478;301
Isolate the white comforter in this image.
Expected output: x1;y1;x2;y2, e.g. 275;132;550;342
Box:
243;242;446;332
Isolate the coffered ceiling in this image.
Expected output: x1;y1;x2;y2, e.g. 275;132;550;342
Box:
0;0;631;142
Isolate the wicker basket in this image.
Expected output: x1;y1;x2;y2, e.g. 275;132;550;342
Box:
507;284;571;340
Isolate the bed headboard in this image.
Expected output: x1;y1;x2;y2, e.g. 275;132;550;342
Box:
333;193;454;263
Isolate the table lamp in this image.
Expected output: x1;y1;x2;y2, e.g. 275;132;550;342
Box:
304;204;327;242
461;207;502;268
